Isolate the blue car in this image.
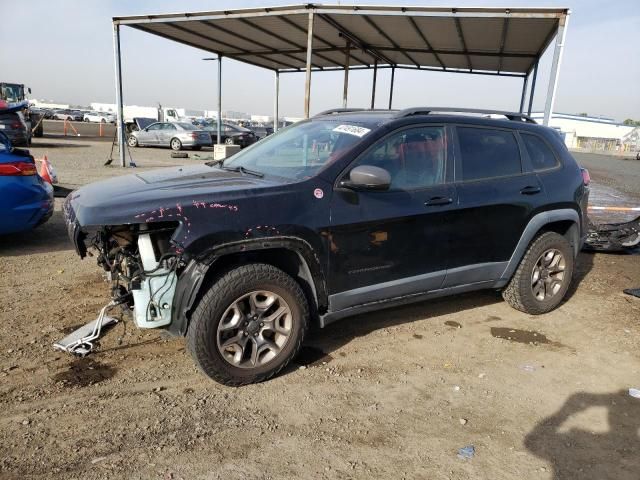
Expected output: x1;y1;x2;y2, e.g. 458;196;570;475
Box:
0;124;53;235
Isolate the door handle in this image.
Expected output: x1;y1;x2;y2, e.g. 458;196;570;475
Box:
424;196;453;206
520;186;541;195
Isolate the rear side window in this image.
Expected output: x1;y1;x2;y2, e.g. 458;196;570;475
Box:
457;127;522;181
521;133;559;171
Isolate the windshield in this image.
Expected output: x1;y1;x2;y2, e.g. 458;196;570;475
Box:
224;119;374;180
1;84;24;103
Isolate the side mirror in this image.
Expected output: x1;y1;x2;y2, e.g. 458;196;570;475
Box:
341;165;391;191
28;87;32;94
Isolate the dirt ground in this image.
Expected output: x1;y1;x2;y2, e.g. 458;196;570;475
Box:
1;137;639;480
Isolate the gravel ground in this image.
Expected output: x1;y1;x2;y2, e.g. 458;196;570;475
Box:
0;137;638;480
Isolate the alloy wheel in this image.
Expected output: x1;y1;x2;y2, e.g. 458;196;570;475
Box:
216;290;293;368
531;248;566;301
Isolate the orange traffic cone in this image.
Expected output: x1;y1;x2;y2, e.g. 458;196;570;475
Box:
38;155;58;184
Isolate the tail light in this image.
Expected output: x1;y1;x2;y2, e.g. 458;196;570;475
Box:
191;132;198;139
581;168;590;186
10;120;21;129
0;161;37;176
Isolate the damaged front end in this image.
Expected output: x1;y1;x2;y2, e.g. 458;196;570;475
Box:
88;222;183;329
56;216;184;356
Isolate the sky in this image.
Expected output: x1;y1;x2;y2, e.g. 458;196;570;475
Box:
1;0;639;121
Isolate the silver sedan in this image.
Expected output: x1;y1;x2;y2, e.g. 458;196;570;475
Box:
127;122;212;151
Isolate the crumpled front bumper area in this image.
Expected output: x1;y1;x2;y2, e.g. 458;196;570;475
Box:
63;195;88;257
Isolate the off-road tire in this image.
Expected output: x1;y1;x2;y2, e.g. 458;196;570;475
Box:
170;138;182;151
502;231;574;314
187;263;309;386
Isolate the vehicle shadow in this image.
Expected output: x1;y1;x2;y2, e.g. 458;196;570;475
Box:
31;139;91;148
524;390;640;479
563;251;595;303
296;290;502;364
0;209;73;256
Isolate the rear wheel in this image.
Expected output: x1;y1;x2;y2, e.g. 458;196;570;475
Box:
170;138;182;151
192;145;202;151
502;231;574;314
224;137;234;145
187;263;309;386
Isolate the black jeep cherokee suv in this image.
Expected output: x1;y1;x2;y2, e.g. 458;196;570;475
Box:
64;107;589;386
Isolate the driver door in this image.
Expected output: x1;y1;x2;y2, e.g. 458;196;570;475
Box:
327;125;457;311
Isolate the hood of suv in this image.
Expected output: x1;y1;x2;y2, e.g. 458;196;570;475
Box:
68;164;282;226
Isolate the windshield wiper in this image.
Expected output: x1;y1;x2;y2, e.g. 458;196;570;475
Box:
221;165;264;178
205;159;224;167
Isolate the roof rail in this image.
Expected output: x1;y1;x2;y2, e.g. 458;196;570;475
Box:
394;107;537;124
314;108;367;117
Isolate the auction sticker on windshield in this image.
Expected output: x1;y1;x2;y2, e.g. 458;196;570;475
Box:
332;124;371;137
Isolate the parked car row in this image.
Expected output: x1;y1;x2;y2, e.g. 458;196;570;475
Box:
30;107;116;123
127;121;258;151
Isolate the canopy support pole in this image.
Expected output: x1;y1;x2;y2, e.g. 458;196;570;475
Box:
217;56;222;144
527;61;539;116
388;66;395;109
543;14;569;126
112;23;126;168
342;40;350;108
304;11;314;118
371;59;378;109
519;74;529;113
273;70;279;132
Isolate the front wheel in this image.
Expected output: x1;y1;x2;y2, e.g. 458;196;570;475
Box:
127;135;138;147
187;263;309;386
170;138;182;151
502;231;574;314
224;137;234;145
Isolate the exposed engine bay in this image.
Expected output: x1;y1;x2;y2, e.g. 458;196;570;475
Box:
90;222;183;329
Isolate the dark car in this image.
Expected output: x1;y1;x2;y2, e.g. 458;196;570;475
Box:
204;122;256;148
63;107;589;386
247;125;274;140
0;104;30;147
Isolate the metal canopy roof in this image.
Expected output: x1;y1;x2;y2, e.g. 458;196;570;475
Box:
110;4;571;167
114;4;568;76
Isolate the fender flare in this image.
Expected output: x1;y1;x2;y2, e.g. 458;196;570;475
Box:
496;208;580;287
168;236;327;336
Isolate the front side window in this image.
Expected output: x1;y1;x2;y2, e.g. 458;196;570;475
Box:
225;120;376;180
147;123;163;131
521;133;559;171
349;126;447;190
457;127;522;181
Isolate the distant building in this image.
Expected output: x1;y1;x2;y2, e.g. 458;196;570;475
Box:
31;99;69;109
530;112;637;152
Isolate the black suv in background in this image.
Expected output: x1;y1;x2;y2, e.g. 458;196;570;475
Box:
64;107;589;385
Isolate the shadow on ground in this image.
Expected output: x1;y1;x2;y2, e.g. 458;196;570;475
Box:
525;390;640;480
299;290;502;363
0;210;73;256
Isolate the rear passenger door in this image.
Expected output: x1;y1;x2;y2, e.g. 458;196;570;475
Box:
158;123;177;145
444;125;547;287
